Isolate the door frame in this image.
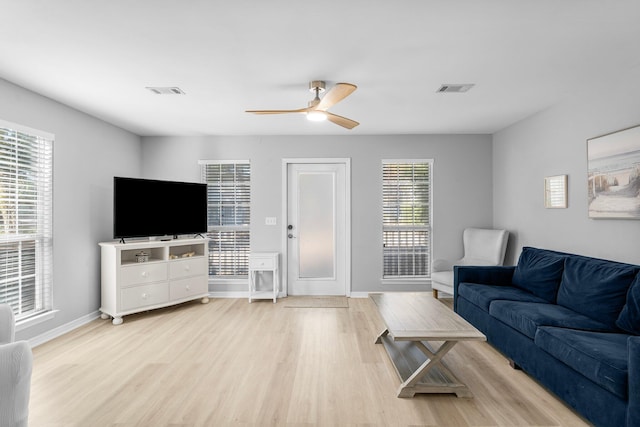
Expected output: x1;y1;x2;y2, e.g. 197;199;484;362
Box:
281;158;351;297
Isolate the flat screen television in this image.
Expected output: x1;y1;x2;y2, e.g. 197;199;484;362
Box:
113;177;207;240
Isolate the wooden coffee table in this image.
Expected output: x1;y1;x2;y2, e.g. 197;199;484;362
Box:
369;292;486;398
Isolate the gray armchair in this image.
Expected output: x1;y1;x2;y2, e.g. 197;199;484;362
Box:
431;228;509;298
0;304;32;427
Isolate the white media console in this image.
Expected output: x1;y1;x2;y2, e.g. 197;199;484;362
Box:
99;238;209;325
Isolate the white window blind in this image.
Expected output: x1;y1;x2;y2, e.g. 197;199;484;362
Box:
0;121;53;320
382;161;432;279
200;161;250;279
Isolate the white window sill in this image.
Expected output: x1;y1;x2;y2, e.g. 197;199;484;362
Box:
208;277;247;285
381;278;431;286
16;310;59;332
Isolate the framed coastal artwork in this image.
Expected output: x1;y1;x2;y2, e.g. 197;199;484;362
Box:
587;124;640;219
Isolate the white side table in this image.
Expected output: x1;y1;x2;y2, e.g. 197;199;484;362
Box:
248;252;279;303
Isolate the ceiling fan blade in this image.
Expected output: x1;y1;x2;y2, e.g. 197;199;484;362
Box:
316;83;357;111
326;112;359;129
245;107;309;115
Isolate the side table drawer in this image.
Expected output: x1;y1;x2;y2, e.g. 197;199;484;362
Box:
121;283;169;311
249;257;275;270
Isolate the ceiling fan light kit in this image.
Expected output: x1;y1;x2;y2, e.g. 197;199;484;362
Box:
246;80;359;129
306;110;327;122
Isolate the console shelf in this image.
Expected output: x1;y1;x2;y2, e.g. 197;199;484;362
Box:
99;238;209;325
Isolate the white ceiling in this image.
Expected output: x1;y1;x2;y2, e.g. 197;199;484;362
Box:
1;1;640;136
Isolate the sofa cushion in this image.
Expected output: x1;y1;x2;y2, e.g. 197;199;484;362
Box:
535;326;629;399
512;247;566;302
489;300;614;339
557;256;638;329
617;273;640;335
458;283;547;312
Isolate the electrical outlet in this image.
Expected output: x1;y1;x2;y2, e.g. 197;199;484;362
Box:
265;217;277;226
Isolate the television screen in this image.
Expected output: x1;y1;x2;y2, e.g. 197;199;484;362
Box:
114;177;207;239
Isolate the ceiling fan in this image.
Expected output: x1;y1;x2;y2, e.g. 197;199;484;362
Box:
245;81;359;129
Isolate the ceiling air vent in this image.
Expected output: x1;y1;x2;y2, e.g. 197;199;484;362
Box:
145;87;186;95
437;84;474;93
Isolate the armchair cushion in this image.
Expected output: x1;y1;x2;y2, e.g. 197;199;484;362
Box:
431;271;453;288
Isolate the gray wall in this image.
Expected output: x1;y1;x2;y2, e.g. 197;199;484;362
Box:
493;81;640;265
141;134;494;294
0;78;141;341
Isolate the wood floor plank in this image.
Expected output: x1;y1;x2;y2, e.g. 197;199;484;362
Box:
29;298;590;426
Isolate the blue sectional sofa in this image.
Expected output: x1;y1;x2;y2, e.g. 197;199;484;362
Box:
453;247;640;427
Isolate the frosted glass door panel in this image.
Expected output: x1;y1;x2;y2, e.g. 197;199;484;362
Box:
298;173;335;278
287;161;347;296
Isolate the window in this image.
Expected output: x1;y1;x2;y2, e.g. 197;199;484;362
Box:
200;161;250;279
382;160;432;279
0;120;53;320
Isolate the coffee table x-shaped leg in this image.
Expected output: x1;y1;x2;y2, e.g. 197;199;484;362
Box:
375;328;473;398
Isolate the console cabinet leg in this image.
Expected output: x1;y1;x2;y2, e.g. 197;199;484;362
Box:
112;317;123;326
100;313;110;320
201;297;210;304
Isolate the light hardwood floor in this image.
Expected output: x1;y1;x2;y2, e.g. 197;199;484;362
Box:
29;298;590;426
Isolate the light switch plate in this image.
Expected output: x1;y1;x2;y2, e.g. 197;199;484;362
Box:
265;217;277;226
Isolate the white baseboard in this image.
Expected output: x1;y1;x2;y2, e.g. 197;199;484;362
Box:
209;291;249;299
209;291;296;299
210;291;370;299
348;292;371;298
29;311;101;348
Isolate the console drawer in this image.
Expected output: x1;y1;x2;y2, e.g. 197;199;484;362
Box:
169;257;208;280
120;263;167;287
121;282;169;311
170;276;208;300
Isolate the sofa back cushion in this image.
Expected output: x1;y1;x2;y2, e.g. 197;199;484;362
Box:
616;273;640;335
557;256;638;329
512;247;566;302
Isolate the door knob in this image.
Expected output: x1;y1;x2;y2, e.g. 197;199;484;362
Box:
287;225;293;230
288;233;296;239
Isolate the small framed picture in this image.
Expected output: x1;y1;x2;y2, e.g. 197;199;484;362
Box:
544;175;568;208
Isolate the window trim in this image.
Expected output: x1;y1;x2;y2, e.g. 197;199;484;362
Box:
0;119;54;323
381;159;433;284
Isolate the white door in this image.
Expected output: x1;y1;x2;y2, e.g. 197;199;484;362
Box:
286;162;348;296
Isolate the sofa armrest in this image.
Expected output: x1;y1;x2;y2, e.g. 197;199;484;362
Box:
628;336;640;427
453;265;515;311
